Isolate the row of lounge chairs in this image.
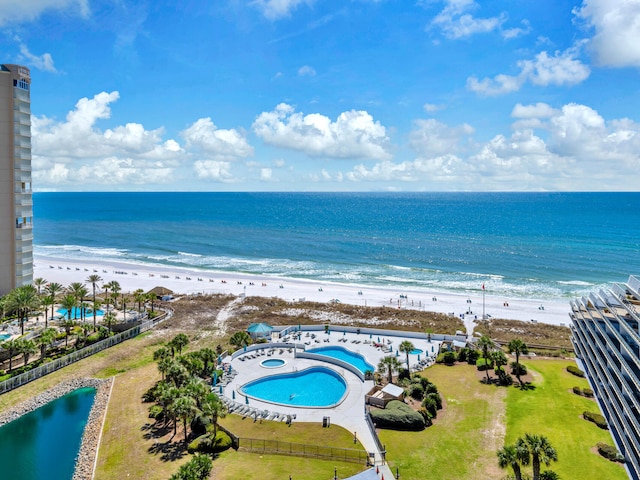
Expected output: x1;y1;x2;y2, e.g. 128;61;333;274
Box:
222;398;297;424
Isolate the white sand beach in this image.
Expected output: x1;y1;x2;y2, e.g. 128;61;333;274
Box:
33;254;572;330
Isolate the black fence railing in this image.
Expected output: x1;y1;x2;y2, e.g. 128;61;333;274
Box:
237;437;369;465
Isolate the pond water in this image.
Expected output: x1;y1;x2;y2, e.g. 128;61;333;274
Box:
0;387;96;480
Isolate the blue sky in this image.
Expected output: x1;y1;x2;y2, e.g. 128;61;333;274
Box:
3;0;640;191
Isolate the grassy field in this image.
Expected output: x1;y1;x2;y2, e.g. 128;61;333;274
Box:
380;359;626;480
505;359;627;480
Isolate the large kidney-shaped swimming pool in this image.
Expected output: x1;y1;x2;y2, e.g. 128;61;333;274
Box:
240;366;347;407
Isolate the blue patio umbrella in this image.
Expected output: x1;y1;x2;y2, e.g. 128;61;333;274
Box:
390;345;393;352
431;345;434;353
213;372;218;386
232;390;235;400
396;350;399;357
369;333;372;339
245;395;249;405
219;385;223;394
343;330;346;336
244;345;247;352
418;354;421;361
229;365;233;373
247;322;274;336
378;337;381;343
218;354;222;364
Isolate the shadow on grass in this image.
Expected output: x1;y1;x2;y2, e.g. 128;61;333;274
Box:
141;421;173;440
147;439;188;462
516;382;536;391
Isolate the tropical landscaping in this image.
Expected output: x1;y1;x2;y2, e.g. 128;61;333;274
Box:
0;285;625;479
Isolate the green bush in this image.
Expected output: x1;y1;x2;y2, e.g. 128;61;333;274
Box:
443;351;456;365
187;431;232;454
583;411;608;429
510;361;527;376
596;442;625;463
572;386;582;395
435;353;446;364
169;453;212;480
567;365;585;377
457;348;468;363
427;392;442;410
408;383;424;400
370;400;425;431
422;396;438;417
583;388;594;397
417;407;433;427
466;349;480;364
148;405;164;420
190;414;211;436
476;357;493;371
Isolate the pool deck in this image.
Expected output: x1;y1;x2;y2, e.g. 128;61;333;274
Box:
218;329;441;474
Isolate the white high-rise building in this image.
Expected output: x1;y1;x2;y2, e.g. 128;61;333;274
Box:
0;64;33;295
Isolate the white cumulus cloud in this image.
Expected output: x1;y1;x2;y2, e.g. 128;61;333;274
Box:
298;65;316;76
574;0;640;67
252;103;392;160
430;0;507;39
18;44;57;72
0;0;89;25
252;0;311;20
181;118;253;161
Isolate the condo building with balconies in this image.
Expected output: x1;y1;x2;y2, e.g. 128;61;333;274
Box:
571;275;640;480
0;64;33;295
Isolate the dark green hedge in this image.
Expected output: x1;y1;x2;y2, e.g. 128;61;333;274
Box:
567;365;585;377
187;431;232;454
597;442;625;463
583;411;608;429
476;357;493;371
370;400;425;431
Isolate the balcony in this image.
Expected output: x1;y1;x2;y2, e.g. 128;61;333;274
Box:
14;149;31;160
14;161;31;172
14;125;30;137
15;195;33;207
13;89;29;102
14;139;31;149
14;111;31;126
15;230;33;242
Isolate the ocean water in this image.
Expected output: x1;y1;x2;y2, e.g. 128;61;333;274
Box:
33;192;640;301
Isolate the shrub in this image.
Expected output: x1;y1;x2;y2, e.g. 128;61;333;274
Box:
424;382;438;395
476;357;493;371
408;383;424;400
422;396;438;417
457;348;468;363
148;405;164;420
583;388;594;398
170;453;212;480
583;411;608;429
572;386;582;395
596;443;625;463
466;349;480;364
190;414;211;436
417;408;433;427
435;353;446;364
370;400;425;431
142;384;159;402
540;471;560;480
443;351;456;365
427;392;442;410
567;365;585;377
510;362;527;376
187;431;232;454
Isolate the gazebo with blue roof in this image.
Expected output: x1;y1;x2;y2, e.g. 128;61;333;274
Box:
246;322;273;339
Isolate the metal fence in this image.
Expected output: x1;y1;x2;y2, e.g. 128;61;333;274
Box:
237;437;369;464
364;407;386;464
0;309;171;395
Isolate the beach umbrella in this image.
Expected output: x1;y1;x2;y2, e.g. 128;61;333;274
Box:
378;337;380;343
218;354;222;364
232;390;235;400
213;372;218;386
396;351;399;357
229;365;233;374
431;345;434;353
245;395;249;405
418;355;421;362
390;345;393;352
343;330;346;336
369;333;372;339
219;385;223;394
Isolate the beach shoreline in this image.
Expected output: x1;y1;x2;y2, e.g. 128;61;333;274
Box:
33;254;572;329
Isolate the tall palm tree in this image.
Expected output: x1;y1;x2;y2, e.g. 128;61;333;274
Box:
61;319;76;347
170;333;190;356
201;392;225;437
508;339;529;386
40;295;54;328
103;311;116;334
524;433;558;480
1;339;19;372
497;438;529;480
477;334;496;383
171;394;197;443
133;289;145;313
60;294;77;321
33;277;47;295
107;281;121;309
16;338;37;367
145;292;156;314
399;340;415;372
37;327;57;359
7;284;40;335
45;282;64;326
377;355;402;384
198;347;217;377
86;274;102;328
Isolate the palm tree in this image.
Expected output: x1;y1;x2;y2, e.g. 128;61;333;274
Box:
103;311;116;334
61;319;76;347
171;394;197;443
60;294;77;321
107;281;121;309
37;327;57;359
201;392;225;437
133;289;145;313
399;340;415;372
158;357;173;382
378;355;402;384
86;274;102;329
170;333;189;356
477;334;495;383
45;282;64;326
198;347;217;377
145;292;156;314
1;339;20;371
40;295;54;328
508;339;529;386
33;277;47;295
524;433;558;480
7;284;40;335
16;339;37;367
229;331;251;350
497;438;529;480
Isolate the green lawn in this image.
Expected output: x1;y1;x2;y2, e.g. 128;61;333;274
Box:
379;364;506;479
506;359;627;480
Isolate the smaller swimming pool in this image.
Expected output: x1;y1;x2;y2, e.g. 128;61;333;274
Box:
261;358;286;368
307;346;375;374
410;348;423;354
0;334;11;341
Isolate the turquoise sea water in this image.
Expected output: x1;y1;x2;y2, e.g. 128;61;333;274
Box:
33;192;640;300
240;367;347;407
0;387;96;480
